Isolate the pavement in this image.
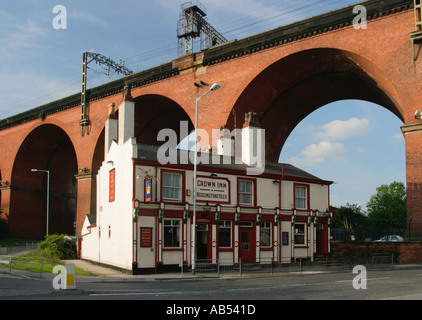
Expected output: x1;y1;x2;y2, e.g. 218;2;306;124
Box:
61;259;222;282
4;251;422;283
62;259;169;280
59;259;422;282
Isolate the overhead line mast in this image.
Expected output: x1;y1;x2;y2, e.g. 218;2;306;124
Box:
80;52;133;136
177;1;227;56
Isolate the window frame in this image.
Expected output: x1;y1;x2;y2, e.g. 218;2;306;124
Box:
161;170;185;203
237;177;256;207
260;221;272;248
217;220;232;249
294;183;310;211
293;223;306;247
163;218;182;249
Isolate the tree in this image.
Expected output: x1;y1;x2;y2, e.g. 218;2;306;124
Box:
366;181;406;233
333;203;366;231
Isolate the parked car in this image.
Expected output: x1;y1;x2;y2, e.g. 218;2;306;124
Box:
375;235;404;242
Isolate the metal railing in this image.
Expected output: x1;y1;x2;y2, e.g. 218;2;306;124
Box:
181;258;321;277
0;242;40;255
0;255;44;278
180;254;399;278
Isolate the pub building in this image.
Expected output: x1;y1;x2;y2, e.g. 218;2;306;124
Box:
81;99;333;274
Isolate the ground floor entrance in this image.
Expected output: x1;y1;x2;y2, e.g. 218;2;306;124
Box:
239;226;255;263
196;223;210;261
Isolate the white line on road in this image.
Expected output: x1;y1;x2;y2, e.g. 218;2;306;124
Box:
336;277;391;283
227;284;306;292
90;291;183;297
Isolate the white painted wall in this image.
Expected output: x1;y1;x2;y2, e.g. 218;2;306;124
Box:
81;100;137;272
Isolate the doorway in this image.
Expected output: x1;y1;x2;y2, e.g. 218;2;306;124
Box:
316;225;328;255
196;223;209;261
239;227;255;263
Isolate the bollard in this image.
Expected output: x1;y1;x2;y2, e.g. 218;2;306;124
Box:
65;263;76;290
53;263;77;290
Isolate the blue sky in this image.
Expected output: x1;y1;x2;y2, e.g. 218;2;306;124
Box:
0;0;406;211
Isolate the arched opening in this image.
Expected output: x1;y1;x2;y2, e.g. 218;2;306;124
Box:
89;95;194;217
10;124;78;238
279;99;405;210
226;48;403;162
134;94;194;146
226;48;406;240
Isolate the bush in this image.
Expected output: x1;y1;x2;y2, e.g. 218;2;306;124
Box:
37;234;77;261
0;219;8;238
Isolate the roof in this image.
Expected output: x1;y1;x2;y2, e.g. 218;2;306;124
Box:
85;214;96;227
136;144;333;185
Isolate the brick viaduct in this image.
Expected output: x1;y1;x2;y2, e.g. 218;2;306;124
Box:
0;0;421;240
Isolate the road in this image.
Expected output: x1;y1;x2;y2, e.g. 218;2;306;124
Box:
1;266;422;304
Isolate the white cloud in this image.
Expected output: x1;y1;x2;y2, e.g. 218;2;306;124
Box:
0;19;46;56
208;0;285;20
290;141;347;167
288;117;371;167
393;133;404;143
317;118;370;141
68;11;109;29
0;72;79;119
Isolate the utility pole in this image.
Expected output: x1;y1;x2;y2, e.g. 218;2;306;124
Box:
79;52;133;136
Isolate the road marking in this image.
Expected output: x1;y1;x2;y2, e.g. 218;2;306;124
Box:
336;277;390;283
90;291;183;297
227;284;306;291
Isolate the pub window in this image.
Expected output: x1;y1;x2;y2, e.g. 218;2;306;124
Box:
260;221;271;247
238;180;253;206
163;219;181;248
163;172;182;202
295;185;308;210
294;223;306;245
218;221;232;248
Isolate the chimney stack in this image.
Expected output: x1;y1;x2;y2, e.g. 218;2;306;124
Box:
241;112;265;175
217;125;235;157
105;102;118;157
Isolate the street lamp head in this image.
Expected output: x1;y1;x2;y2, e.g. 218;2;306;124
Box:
210;83;221;91
31;169;37;172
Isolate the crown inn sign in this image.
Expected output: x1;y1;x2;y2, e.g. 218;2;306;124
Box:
80;99;333;274
195;177;230;203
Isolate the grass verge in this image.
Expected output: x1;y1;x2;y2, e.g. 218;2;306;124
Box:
0;249;92;277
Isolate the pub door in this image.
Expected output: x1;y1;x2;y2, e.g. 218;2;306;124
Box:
196;223;210;261
238;227;255;263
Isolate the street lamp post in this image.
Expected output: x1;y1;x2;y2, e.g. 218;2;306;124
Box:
31;169;50;236
192;83;220;275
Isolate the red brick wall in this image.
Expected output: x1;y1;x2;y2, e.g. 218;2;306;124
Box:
331;242;422;264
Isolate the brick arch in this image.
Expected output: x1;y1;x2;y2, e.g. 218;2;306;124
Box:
226;48;403;162
133;94;194;146
86;95;195;218
10;124;78;238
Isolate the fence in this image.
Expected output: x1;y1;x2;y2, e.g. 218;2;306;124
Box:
0;255;44;278
0;241;43;278
331;219;422;243
0;242;40;255
180;254;398;278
